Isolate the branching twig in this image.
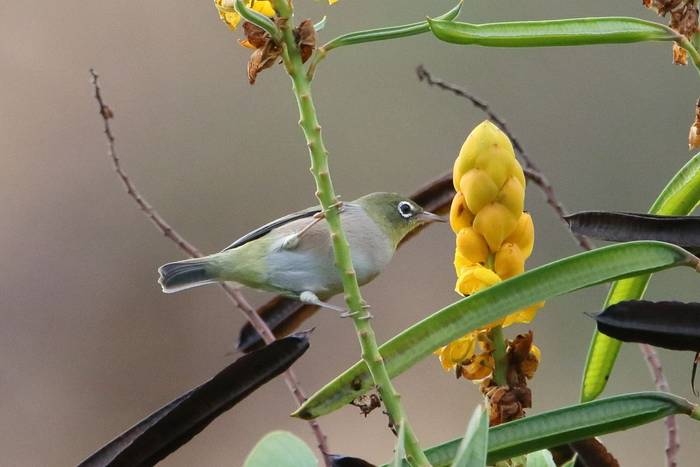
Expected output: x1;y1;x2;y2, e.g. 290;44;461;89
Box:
416;64;594;252
89;69;331;466
416;64;679;467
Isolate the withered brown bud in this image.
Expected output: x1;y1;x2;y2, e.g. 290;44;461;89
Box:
673;42;689;65
247;40;281;84
243;22;269;49
295;19;316;64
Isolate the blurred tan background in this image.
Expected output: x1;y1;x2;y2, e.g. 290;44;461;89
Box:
2;0;700;465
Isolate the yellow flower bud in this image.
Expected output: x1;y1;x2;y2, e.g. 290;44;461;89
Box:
459;169;499;214
473;202;518;252
452;153;474;191
494;243;525;279
455;264;501;296
497;176;525;217
509;159;526;190
456;227;490;265
454;121;514;187
473;146;516;190
505;213;535;258
449;192;474;233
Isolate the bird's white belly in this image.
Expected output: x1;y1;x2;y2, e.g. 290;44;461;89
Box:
265;213;393;298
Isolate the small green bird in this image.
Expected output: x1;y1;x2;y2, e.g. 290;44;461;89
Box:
158;192;444;313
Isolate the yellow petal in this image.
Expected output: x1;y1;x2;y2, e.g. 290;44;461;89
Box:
497;176;525;217
215;0;242;30
459;169;499;214
447;336;477;364
250;0;276;17
473;202;518;252
494;243;525;279
456;227;490;264
449;192;474;233
462;353;494;380
455;264;501;296
502;301;543;327
505;213;535;258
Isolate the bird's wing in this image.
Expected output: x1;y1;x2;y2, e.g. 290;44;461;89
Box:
221;206;322;251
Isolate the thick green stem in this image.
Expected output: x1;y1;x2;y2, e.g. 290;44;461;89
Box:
270;3;430;466
679;36;700;79
490;325;508;387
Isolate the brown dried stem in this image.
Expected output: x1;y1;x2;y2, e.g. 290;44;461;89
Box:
89;69;331;466
416;64;679;467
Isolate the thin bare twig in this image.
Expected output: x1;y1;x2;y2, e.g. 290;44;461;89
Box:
89;69;331;465
416;64;595;252
641;343;680;467
416;64;679;467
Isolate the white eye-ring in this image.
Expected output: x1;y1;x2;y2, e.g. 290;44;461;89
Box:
398;201;413;218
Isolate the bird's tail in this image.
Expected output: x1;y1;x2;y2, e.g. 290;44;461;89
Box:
158;257;217;293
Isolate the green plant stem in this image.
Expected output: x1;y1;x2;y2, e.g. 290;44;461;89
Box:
678;36;700;78
270;2;430;466
489;325;508;387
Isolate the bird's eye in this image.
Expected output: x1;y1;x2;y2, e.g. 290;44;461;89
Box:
397;201;413;219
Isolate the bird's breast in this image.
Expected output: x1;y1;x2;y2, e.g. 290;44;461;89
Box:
264;208;393;297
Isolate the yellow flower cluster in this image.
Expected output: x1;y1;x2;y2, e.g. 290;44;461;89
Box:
436;120;543;380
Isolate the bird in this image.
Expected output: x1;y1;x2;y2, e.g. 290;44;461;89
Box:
158;192;445;315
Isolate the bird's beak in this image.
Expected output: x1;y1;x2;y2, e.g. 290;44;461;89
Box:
417;211;447;224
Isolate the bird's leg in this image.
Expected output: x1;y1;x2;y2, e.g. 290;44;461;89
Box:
281;199;346;250
281;214;323;250
299;291;347;314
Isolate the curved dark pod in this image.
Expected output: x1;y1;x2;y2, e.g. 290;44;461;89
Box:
589;300;700;395
565;211;700;253
589;300;700;352
80;332;311;467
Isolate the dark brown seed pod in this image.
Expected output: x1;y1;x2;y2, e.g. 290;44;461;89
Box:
589;300;700;352
565;211;700;253
79;332;311;467
237;296;318;352
589;300;700;396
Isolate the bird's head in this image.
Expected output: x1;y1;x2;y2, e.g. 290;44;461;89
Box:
356;192;446;247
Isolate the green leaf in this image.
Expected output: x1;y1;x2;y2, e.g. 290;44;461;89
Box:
581;153;700;402
243;431;317;467
294;241;696;420
450;406;488;467
428;17;677;47
323;1;462;52
382;392;697;467
524;450;556;467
